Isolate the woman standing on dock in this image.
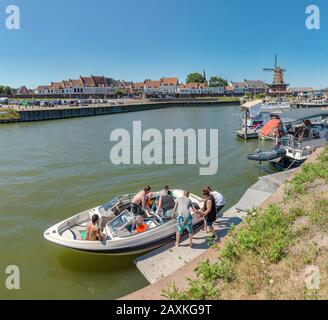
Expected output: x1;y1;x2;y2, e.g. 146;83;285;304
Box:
197;189;218;240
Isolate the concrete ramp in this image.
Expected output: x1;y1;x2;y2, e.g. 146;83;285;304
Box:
134;169;297;284
134;215;242;284
235;169;297;212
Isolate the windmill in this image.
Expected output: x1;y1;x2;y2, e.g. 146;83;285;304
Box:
263;55;288;93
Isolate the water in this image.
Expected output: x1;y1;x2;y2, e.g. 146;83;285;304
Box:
0;105;273;300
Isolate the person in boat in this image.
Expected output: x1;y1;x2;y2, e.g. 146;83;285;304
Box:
293;120;312;140
132;215;149;234
197;189;217;240
173;191;195;248
131;185;152;217
157;186;176;218
86;214;105;241
260;115;283;147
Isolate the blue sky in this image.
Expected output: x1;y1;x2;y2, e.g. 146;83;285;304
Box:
0;0;327;88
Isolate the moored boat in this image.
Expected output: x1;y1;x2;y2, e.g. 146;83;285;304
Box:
44;190;205;255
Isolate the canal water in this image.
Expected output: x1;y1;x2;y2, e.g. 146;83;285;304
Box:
0;104;273;299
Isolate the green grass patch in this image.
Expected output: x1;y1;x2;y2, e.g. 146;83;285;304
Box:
310;200;328;229
285;146;328;197
163;148;328;300
164;205;296;299
0;108;20;120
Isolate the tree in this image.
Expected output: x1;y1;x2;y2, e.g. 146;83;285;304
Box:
0;85;13;96
113;88;126;97
186;73;206;84
209;76;228;87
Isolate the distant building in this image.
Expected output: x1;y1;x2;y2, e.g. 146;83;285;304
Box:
144;80;162;95
287;87;314;95
230;80;268;94
143;77;179;95
230;81;247;94
244;79;268;93
35;76;131;96
17;86;31;95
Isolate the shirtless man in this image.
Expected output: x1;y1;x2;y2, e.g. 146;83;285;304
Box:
86;214;105;241
131;185;151;216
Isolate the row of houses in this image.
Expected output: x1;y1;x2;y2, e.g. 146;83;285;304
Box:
34;76;132;96
17;76;271;97
133;78;225;95
133;78;269;96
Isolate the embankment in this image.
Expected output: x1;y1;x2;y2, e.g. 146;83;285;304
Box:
122;147;328;300
0;100;240;123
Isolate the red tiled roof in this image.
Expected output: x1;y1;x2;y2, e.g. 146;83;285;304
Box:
185;83;206;89
62;80;72;88
70;79;83;87
92;76;107;87
36;85;49;90
81;76;95;87
50;82;64;90
133;82;145;89
161;77;178;85
145;80;161;88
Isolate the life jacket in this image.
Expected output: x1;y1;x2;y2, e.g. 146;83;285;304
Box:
136;223;147;234
161;194;175;211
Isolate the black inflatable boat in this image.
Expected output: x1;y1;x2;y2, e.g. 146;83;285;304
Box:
247;148;287;162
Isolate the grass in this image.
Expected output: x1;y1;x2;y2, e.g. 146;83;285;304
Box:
0;108;20;120
164;147;328;300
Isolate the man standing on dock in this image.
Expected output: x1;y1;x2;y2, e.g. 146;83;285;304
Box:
173;191;195;248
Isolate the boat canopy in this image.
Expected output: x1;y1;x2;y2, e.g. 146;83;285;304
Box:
281;109;328;124
241;99;263;118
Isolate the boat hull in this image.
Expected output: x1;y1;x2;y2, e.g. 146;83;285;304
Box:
45;218;205;255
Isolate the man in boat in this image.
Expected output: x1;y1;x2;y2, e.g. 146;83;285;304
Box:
293;120;312;140
260;115;283;147
157;185;176;218
131;185;152;217
197;189;218;241
86;214;105;241
173;191;195;248
132;215;149;234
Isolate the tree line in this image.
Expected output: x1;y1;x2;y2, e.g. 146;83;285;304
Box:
186;73;228;87
0;85;13;95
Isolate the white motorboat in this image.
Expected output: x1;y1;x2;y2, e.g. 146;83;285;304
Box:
260;99;291;112
247;110;328;169
44;190;205;255
235;112;272;139
299;99;328;108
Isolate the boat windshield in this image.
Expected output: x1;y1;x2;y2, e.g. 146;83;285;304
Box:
108;210;134;235
100;197;120;212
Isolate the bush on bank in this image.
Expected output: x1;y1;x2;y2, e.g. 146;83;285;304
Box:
0;108;20;120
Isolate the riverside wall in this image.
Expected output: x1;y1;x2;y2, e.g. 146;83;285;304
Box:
0;100;240;123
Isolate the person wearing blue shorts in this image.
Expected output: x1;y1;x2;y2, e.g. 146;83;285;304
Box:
173;191;195;248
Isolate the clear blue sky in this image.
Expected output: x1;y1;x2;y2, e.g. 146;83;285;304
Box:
0;0;327;88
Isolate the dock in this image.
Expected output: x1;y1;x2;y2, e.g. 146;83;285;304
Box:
134;169;297;284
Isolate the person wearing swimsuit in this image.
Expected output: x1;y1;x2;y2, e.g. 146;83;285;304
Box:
86;214;105;241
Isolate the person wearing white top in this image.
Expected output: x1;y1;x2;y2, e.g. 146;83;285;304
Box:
203;187;226;232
